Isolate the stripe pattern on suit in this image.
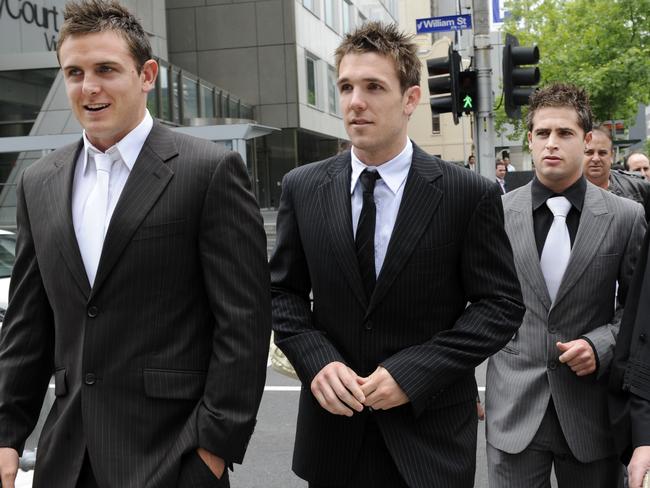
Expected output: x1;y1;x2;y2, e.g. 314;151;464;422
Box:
271;144;525;487
0;123;271;488
486;181;646;463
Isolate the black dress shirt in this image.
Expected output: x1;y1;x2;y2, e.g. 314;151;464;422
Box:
531;176;587;257
532;176;601;369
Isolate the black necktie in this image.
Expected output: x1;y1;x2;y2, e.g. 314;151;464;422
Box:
355;169;381;300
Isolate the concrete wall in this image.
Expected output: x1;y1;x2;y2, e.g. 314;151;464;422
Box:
0;0;168;59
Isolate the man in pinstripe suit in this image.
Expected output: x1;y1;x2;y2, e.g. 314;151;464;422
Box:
0;1;270;487
486;83;646;487
271;23;524;488
610;228;650;488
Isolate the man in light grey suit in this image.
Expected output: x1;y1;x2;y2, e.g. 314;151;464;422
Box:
486;83;646;487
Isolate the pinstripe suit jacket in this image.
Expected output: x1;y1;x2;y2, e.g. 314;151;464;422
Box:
0;123;271;488
271;145;525;487
486;180;646;463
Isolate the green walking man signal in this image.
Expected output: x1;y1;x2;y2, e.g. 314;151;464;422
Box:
463;95;473;110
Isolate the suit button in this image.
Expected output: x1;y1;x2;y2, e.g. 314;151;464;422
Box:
548;360;558;370
364;321;373;330
640;333;647;343
549;327;557;334
84;373;96;385
87;306;98;318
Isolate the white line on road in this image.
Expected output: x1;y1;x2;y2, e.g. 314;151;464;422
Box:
51;383;486;392
264;386;301;391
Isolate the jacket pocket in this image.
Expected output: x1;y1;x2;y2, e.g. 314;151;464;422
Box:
143;368;206;400
54;368;67;397
132;220;186;241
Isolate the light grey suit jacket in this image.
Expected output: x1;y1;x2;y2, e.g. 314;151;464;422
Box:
486;180;646;463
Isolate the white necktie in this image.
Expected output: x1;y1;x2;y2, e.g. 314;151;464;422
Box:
80;152;113;286
540;196;572;303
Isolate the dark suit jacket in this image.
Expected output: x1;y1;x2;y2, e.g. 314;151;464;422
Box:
270;145;524;487
0;123;271;488
610;228;650;463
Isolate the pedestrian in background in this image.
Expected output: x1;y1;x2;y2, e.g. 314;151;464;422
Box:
584;126;650;220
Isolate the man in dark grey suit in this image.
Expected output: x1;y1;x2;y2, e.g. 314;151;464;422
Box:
0;1;270;487
486;83;646;487
271;22;524;488
610;228;650;488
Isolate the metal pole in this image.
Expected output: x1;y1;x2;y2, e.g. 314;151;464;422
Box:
472;0;496;181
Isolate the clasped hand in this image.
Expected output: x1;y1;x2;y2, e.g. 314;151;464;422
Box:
310;362;409;416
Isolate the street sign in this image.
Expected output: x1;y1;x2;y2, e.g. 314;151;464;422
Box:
416;15;472;34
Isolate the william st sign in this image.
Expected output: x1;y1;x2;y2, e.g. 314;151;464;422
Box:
416;14;472;34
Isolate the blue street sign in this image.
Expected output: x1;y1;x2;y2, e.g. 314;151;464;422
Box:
416;14;472;34
492;0;510;23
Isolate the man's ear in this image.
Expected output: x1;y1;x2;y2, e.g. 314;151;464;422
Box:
141;59;158;93
404;86;421;116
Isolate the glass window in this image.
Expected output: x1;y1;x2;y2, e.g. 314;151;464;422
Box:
303;0;318;16
200;84;214;119
328;66;339;115
182;75;199;121
432;114;441;134
172;68;181;124
159;65;171;121
342;0;353;33
306;56;317;107
324;0;339;31
230;98;240;118
0;69;58;137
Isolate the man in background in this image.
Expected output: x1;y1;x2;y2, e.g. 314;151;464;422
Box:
584;126;650;220
496;161;508;194
626;151;650;180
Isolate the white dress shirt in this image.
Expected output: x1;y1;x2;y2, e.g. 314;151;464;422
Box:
72;110;153;256
350;139;412;277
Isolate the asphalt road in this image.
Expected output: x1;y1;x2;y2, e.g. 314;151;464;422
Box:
230;360;559;488
15;361;558;488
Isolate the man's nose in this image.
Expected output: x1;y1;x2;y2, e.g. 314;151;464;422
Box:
82;75;101;96
349;88;366;111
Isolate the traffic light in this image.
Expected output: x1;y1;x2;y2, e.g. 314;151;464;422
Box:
502;33;540;119
427;45;461;124
458;70;477;115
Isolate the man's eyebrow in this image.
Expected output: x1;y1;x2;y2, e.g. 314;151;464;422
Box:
337;76;385;84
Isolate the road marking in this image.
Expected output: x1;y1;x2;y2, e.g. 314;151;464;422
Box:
51;383;486;392
264;386;301;391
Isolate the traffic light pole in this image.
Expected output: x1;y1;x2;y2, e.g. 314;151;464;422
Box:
472;0;495;181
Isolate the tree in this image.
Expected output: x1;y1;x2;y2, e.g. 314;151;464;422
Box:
499;0;650;134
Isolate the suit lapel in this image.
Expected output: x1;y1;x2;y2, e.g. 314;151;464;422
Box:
46;141;92;297
90;123;176;298
505;183;552;309
367;147;443;315
317;153;367;308
553;183;612;308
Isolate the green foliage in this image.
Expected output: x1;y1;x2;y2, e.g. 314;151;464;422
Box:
501;0;650;127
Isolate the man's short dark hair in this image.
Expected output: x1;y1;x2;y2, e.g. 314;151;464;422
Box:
335;22;420;93
526;83;593;134
496;161;506;169
57;0;152;72
591;125;613;153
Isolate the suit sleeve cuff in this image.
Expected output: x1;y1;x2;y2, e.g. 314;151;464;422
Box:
631;393;650;448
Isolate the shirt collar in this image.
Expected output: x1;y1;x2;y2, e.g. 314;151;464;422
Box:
531;175;586;212
350;139;413;195
82;110;154;174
